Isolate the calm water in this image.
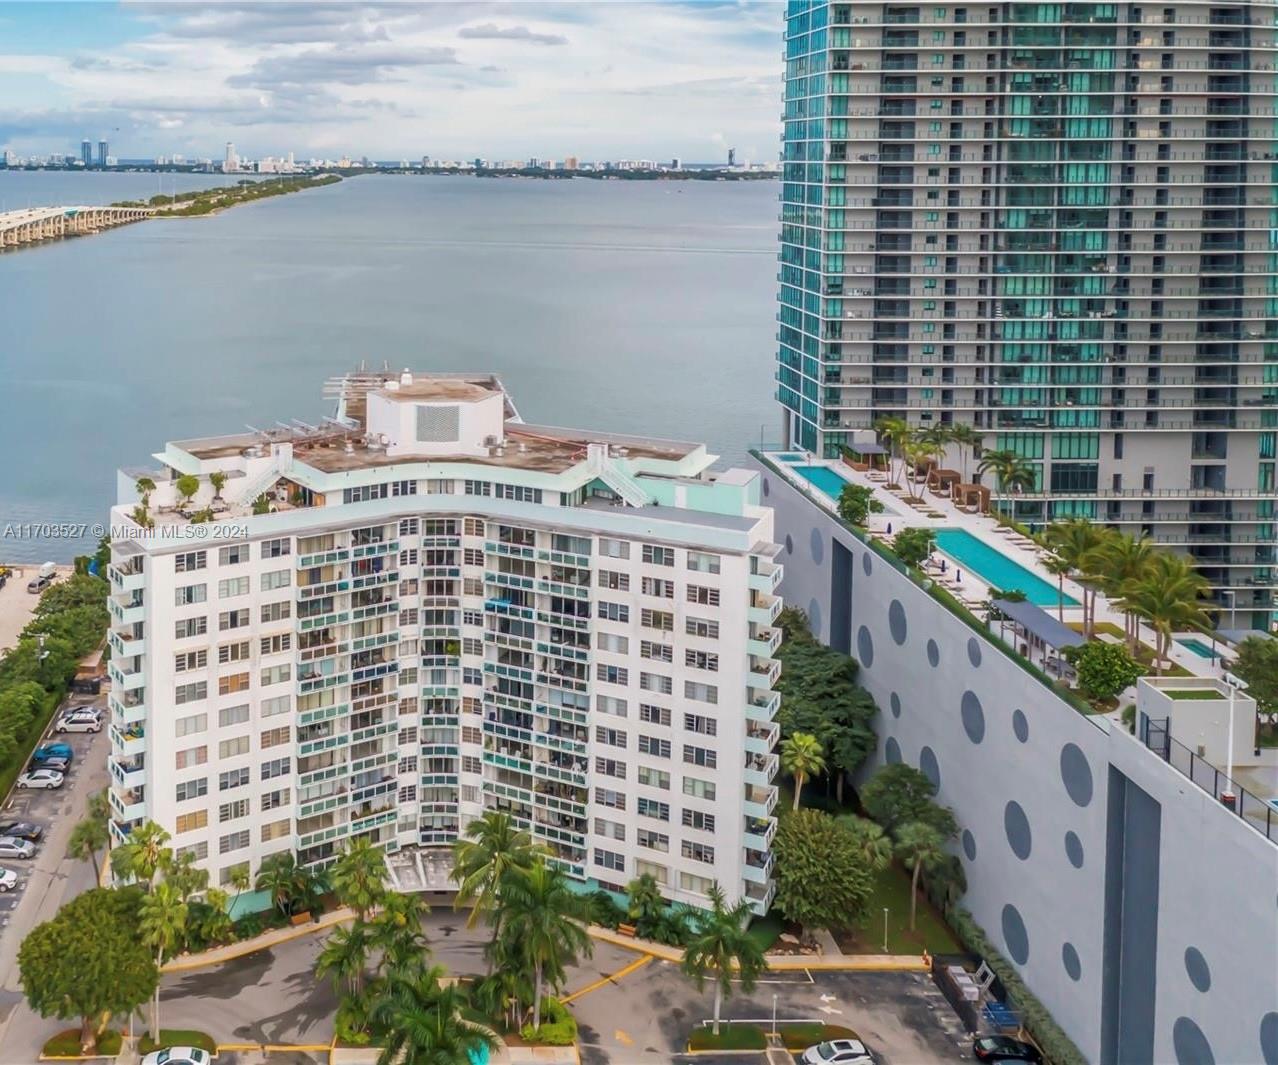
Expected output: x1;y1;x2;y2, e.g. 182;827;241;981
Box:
0;173;779;562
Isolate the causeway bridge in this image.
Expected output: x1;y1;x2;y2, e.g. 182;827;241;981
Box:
0;204;154;251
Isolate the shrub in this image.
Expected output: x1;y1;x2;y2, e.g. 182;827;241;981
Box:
520;997;577;1046
893;527;937;568
585;890;626;930
837;484;884;527
1064;641;1144;702
946;907;1086;1065
42;1029;122;1057
688;1025;767;1051
233;913;264;940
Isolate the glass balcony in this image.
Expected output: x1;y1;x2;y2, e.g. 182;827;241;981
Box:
745;721;781;757
747;691;781;724
744;752;779;788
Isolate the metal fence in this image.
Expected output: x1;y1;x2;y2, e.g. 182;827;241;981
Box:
1140;716;1278;844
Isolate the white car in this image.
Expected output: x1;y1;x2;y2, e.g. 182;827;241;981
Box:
55;712;101;733
141;1047;210;1065
800;1039;875;1065
0;868;18;893
16;769;64;789
0;838;35;860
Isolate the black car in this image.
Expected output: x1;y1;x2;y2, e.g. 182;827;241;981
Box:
973;1036;1042;1063
0;822;41;842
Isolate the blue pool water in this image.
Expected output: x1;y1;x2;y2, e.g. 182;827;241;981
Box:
776;453;807;463
789;464;852;500
1177;637;1221;659
933;529;1078;608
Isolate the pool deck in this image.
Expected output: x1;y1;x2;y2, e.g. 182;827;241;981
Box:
761;451;1221;685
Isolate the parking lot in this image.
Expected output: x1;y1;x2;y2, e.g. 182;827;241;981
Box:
0;691;109;1064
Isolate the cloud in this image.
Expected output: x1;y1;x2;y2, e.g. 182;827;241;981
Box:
227;44;459;90
458;22;568;46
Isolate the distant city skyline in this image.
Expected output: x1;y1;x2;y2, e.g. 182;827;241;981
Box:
0;2;782;161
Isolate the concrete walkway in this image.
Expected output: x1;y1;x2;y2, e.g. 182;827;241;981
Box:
162;906;355;972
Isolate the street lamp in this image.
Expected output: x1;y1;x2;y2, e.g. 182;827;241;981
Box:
1221;669;1248;811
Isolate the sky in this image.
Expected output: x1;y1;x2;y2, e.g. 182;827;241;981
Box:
0;1;784;162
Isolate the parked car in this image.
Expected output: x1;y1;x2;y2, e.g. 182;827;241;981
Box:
140;1047;210;1065
800;1039;875;1065
17;769;64;789
0;822;42;842
55;712;102;734
0;868;18;893
30;757;69;775
973;1035;1043;1063
32;743;73;764
0;838;35;860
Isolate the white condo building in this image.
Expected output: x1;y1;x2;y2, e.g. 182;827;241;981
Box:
107;371;782;913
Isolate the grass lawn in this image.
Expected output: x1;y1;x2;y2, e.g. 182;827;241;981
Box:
747;911;785;952
687;1024;767;1051
41;1029;122;1058
1163;689;1225;700
837;864;962;956
137;1030;217;1055
778;1023;861;1050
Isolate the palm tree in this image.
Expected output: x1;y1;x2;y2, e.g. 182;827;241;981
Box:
208;470;227;503
1096;533;1159;650
369;966;499;1065
497;860;592;1032
874;416;913;488
781;732;826;811
256;852;305;918
836;816;894;872
948;423;981;482
111;819;171;889
451;811;541;930
139;880;188;1043
317;921;375;998
626;873;666;934
1120;554;1211;673
370;893;432;978
134;476;156;508
680;884;767;1036
67;813;109;883
1045;519;1113;638
227;865;251;916
976;449;1037;519
894;822;948;932
331;836;389;921
1042;552;1074;622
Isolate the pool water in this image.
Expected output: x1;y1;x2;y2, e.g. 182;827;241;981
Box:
775;453;807;463
933;529;1078;609
789;464;852;500
1177;637;1222;659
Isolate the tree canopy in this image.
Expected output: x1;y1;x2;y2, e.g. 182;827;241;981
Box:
859;763;957;837
772;809;874;935
1230;635;1278;714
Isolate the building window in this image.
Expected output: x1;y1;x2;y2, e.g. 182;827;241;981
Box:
597;602;629;623
219;767;250;790
684;681;718;705
685;650;719;672
593;848;625;872
218;545;250;565
218;736;249;759
175;650;208;673
219;641;250;664
641;577;674;598
685;617;719;639
598;570;630;591
596;664;628;686
176;841;209;863
686;552;720;574
683;713;717;736
683;745;717;769
219;799;250;823
596;695;628;718
261;819;291;842
175;778;208;802
176;810;208;833
261;726;290;749
641;609;673;632
219;609;250;631
175;745;208;770
681;840;715;864
638;735;671;758
175;713;207;738
594;787;626;810
220;861;250;887
175;551;207;573
175;682;208;705
680;871;714;895
261;537;291;558
594;817;626;841
639;703;671;726
638;766;670;790
637;829;669;852
218;576;250;599
640;641;673;664
219;830;251;854
219;704;250;728
639;673;672;696
594;758;626;779
261;601;291;623
683;777;716;801
261;634;291;656
261;569;291;591
687;585;720;607
175;584;207;606
682;808;716;833
218;673;250;696
175;616;208;639
598;538;629;559
260;664;291;686
641;545;674;567
262;758;291;780
261;788;291;811
637;797;669;821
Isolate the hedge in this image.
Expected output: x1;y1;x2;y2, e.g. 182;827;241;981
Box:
520;997;577;1047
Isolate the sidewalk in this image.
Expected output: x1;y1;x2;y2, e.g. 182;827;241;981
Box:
161;906;355;972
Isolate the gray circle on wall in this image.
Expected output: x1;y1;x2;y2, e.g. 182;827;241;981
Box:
919;746;940;789
1260;1012;1278;1065
1001;904;1029;965
1004;801;1032;860
888;600;908;645
807;599;823;640
857;625;874;668
810;526;824;565
927;639;940;667
785;533;794;556
1065;831;1085;869
1060;744;1094;807
890;692;902;719
862;551;873;576
962;829;977;861
961;691;985;744
885;736;902;764
1184;947;1211;993
967;637;982;667
1172;1018;1215;1065
1012;709;1029;743
1062;942;1081;982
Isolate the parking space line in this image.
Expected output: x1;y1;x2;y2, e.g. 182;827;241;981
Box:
562;953;654;1004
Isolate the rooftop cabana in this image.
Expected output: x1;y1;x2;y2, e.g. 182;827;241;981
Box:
991;598;1085;680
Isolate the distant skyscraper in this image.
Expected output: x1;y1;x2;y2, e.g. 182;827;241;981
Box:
727;147;736;167
671;158;682;171
97;140;108;168
564;156;579;171
80;139;92;167
223;142;238;173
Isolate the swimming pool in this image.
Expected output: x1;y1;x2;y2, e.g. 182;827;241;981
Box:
775;453;807;463
933;529;1078;608
1176;637;1222;659
788;464;852;501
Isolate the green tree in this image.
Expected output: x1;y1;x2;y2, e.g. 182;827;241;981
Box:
860;763;957;837
110;820;172;889
497;861;592;1031
331;836;389;921
175;474;200;507
1042;553;1074;623
874;416;914;489
451;810;541;930
369;893;433;978
948;423;981;482
317;920;375;999
894;822;949;931
67;813;109;883
625;873;666;935
1064;641;1144;702
139;881;188;1042
773;810;874;938
780;732;826;810
977;448;1037;519
186;887;234;950
680;884;766;1035
837;483;883;527
227;864;251;914
33;573;109;618
368;965;498;1065
1045;519;1113;638
892;527;937;568
20;888;158;1053
836;815;894;872
1231;635;1278;714
134;476;156;508
208;470;227;502
1118;553;1211;672
255;852;309;918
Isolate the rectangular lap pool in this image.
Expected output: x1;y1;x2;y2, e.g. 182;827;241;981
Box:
933;529;1078;609
1176;637;1222;659
789;464;852;501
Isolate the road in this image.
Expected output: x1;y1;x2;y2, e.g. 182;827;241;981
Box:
0;692;108;1064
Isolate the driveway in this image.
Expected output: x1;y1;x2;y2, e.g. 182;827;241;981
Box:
0;693;109;1064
